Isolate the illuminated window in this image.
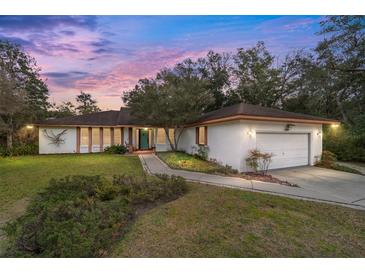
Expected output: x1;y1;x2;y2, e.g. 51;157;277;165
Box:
157;128;166;144
168;129;174;145
103;128;111;146
114;128;121;145
81;128;88;146
92;128;100;145
196;126;207;145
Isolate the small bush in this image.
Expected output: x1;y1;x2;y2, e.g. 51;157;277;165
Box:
209;158;239;175
318;150;337;168
192;144;209;160
104;144;128;154
246;149;273;175
3;175;187;257
316;150;362;175
0;143;38;157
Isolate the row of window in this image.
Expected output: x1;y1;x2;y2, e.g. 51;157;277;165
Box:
80;128;123;146
78;127;207;147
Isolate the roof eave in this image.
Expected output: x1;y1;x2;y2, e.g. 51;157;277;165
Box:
188;115;339;126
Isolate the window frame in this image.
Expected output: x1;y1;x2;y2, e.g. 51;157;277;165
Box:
196;126;208;145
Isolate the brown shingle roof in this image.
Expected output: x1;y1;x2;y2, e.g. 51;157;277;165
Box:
36;103;338;126
194;103;338;124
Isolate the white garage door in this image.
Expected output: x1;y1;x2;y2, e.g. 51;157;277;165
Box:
256;133;309;169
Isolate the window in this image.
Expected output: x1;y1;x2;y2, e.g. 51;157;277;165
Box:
114;128;121;145
168;129;174;145
196;126;207;145
92;128;100;145
103;128;111;146
81;128;88;146
157;128;166;144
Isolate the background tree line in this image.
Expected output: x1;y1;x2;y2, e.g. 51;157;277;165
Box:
124;16;365;160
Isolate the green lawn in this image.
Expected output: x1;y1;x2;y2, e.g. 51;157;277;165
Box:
114;182;365;257
0;154;143;219
158;152;222;173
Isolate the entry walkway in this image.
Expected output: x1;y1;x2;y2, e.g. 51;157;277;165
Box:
139;154;365;210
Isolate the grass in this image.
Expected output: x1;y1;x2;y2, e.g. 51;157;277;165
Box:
332;164;363;175
0;154;143;218
157;151;223;173
114;183;365;257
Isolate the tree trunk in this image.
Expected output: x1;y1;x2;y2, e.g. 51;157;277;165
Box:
164;128;175;151
335;89;350;125
6;116;13;150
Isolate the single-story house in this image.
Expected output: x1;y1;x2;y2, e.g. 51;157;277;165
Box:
35;103;338;172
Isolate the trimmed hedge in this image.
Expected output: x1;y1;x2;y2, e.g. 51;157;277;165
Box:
3;174;187;257
104;144;128;154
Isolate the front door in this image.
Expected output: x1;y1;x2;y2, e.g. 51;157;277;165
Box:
139;129;149;150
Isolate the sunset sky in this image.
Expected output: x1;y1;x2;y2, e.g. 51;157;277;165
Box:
0;15;323;110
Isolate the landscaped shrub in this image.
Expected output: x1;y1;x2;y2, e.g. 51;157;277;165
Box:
191;144;209;160
0;143;38;157
3;174;187;257
245;149;273;175
316;150;362;174
209;158;239;175
103;144;128;154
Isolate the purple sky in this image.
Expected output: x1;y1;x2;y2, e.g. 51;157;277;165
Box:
0;16;323;110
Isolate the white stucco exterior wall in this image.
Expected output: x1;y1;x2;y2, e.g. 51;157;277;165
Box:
39;127;77;154
177;120;323;172
177;127;196;154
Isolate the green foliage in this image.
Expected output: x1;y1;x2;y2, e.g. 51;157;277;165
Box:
209;158;239;175
0;40;49;148
316;150;363;174
323;125;365;162
0;143;38;157
47;101;77;118
104;144;128;154
318;150;337;168
75;91;101;115
246;149;273;175
3;174;187;257
123;59;214;150
192;144;209;160
227;41;288;107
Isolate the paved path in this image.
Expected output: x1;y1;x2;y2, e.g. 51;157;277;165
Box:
139;154;365;210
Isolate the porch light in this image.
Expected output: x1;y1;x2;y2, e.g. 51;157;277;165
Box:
26;125;34;129
143;128;148;130
331;124;339;129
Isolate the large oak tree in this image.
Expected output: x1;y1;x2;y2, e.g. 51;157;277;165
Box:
123;60;214;150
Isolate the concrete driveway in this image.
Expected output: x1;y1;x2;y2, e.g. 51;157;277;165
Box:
140;154;365;210
269;166;365;208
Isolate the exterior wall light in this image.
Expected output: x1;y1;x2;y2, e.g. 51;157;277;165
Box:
26;125;34;129
317;130;322;136
331;124;339;128
247;129;254;138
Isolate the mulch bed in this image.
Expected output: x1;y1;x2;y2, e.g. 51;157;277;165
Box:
240;172;299;187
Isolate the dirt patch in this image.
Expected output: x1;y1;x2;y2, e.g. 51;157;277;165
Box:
241;172;298;187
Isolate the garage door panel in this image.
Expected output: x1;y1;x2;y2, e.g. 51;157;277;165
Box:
256;133;309;169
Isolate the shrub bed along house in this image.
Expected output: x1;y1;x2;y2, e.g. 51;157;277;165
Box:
0;143;38;157
103;144;128;154
3;174;187;257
